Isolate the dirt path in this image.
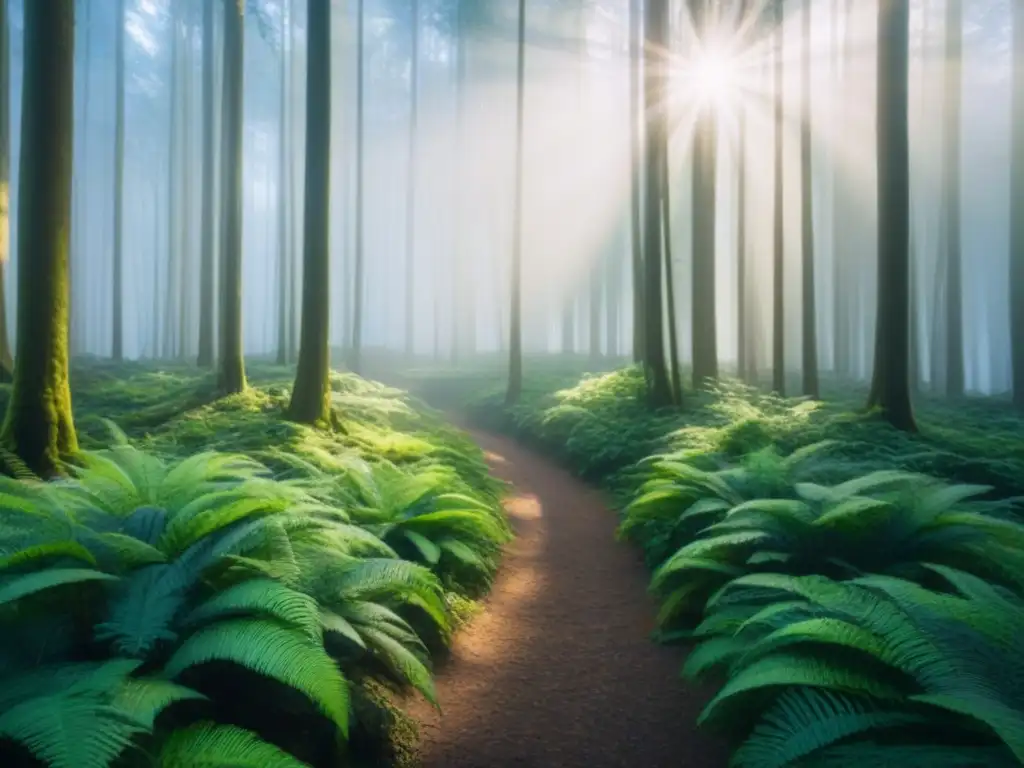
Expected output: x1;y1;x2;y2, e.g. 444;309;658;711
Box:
408;428;729;768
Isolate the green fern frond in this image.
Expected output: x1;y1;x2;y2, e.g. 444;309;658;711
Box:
164;617;350;736
156;722;312;767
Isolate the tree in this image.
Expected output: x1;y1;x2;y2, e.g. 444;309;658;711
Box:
800;0;818;397
404;0;420;358
736;3;749;383
866;0;915;432
506;0;526;404
112;0;126;360
218;0;246;394
289;0;332;425
771;0;785;394
351;0;366;374
942;0;963;396
275;0;290;366
198;0;216;367
0;0;12;382
642;0;673;406
629;0;644;362
1013;0;1024;408
690;0;718;388
1;0;78;475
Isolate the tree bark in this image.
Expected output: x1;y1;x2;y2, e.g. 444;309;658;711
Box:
629;0;644;363
690;0;718;388
642;0;672;407
289;0;332;425
218;0;246;394
275;0;290;366
1;0;78;476
404;0;420;358
942;0;963;396
866;0;915;431
198;0;216;366
506;0;527;405
1013;0;1024;407
772;0;785;394
351;0;365;374
0;0;12;381
800;0;818;397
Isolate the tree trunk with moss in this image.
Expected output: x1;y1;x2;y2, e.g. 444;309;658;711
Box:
867;0;915;431
289;0;332;425
1;0;78;476
218;0;246;394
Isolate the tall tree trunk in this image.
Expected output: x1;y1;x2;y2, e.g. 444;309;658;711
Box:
275;0;290;366
662;150;682;405
289;0;332;424
198;0;216;366
0;0;12;381
942;0;963;396
404;0;420;358
287;0;300;364
178;6;194;360
351;0;365;374
151;181;160;357
629;0;644;362
1013;0;1024;407
71;0;92;358
867;0;915;431
690;0;718;388
111;0;125;360
506;0;527;405
1;0;78;476
771;0;785;394
800;0;818;397
642;0;672;406
165;5;180;359
218;0;246;393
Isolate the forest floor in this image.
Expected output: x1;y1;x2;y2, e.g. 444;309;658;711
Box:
407;426;728;768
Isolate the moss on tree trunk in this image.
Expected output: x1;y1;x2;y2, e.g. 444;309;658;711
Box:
1;0;78;476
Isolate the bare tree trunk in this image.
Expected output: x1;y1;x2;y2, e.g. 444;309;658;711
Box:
867;0;915;431
942;0;964;396
506;0;527;404
404;0;420;358
772;1;785;394
800;0;818;397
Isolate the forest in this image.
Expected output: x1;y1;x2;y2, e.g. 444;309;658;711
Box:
0;0;1022;766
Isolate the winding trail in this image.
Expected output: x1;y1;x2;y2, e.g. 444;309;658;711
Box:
408;428;729;768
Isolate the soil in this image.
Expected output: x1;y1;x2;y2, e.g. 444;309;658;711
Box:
407;428;730;768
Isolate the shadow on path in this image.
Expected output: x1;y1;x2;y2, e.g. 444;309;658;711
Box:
407;427;729;768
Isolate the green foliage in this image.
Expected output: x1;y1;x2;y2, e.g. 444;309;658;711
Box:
0;359;510;768
403;360;1024;767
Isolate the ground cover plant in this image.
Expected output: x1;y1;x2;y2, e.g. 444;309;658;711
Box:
0;359;509;768
400;358;1024;767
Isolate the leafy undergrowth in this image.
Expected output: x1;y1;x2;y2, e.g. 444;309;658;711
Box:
0;358;510;768
403;360;1024;767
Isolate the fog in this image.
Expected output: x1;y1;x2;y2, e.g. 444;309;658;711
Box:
2;0;1016;394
